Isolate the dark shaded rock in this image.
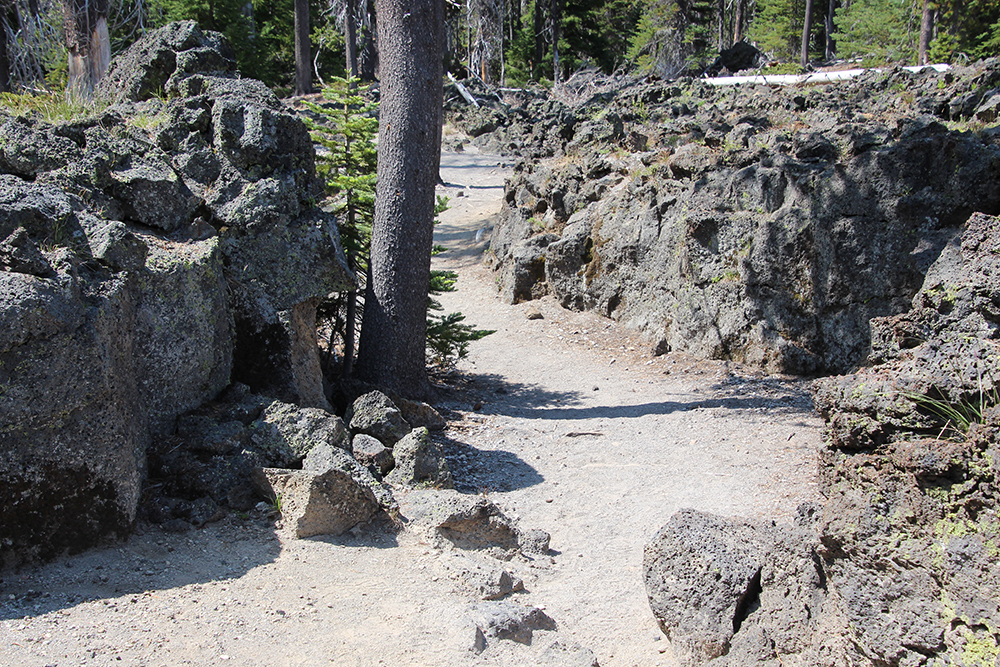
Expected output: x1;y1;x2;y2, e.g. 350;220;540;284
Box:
352;434;394;477
176;416;248;454
793;131;838;161
0;227;55;277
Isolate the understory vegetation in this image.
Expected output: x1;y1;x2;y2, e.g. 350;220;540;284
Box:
2;0;999;98
307;77;493;377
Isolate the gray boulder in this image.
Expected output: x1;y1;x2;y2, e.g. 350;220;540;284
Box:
385;427;453;489
134;236;232;436
387;392;447;431
251;467;381;539
0;114;84;177
247;400;350;468
302;442;397;514
352;434;394;477
643;507;834;667
95;21;236;105
347;391;412;446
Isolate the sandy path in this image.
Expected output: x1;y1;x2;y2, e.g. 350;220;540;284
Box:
0;150;822;667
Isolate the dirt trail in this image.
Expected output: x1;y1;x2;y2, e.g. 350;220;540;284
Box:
0;150;823;667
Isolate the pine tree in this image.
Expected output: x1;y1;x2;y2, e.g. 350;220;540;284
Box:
307;77;376;378
628;0;717;76
832;0;919;63
748;0;806;61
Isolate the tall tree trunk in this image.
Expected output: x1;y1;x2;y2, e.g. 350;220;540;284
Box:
63;0;110;101
825;0;836;60
551;0;560;85
918;0;932;65
533;0;543;79
356;0;444;399
346;0;359;79
800;0;813;68
734;0;745;44
0;2;13;93
359;0;378;81
718;0;725;50
294;0;311;95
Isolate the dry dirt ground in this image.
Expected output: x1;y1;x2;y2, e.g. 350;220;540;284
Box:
0;149;823;667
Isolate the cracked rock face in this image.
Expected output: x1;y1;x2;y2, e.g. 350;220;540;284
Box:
471;60;1000;376
643;507;825;667
0;22;352;567
647;213;1000;667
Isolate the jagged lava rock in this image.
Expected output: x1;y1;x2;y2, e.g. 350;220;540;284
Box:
0;21;352;566
385;427;453;489
346;390;412;446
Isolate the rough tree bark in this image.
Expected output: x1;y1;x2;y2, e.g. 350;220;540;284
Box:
346;0;359;79
533;0;543;79
800;0;813;68
359;0;377;81
718;0;725;50
918;0;932;65
63;0;110;101
825;0;836;60
294;0;312;95
734;0;746;43
355;0;443;399
551;0;560;85
0;1;13;92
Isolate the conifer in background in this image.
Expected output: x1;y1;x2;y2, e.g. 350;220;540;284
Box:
748;0;806;61
832;0;918;64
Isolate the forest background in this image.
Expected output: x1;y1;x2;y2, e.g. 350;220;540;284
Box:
3;0;1000;100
